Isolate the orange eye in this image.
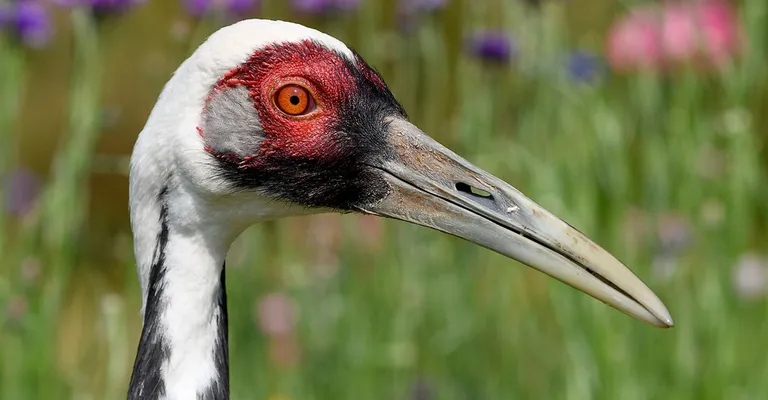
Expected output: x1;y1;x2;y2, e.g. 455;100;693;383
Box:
275;84;313;116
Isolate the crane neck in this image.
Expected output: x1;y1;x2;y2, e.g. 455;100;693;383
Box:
127;183;232;400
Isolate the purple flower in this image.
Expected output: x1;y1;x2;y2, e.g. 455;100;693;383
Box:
3;167;41;217
290;0;359;14
397;0;447;32
656;212;693;254
0;5;9;27
466;31;516;63
183;0;209;16
51;0;146;15
410;378;435;400
566;50;604;83
226;0;258;15
291;0;325;14
329;0;358;11
183;0;260;18
400;0;446;14
0;1;52;48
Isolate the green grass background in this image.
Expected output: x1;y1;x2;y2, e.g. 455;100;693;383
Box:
2;0;768;398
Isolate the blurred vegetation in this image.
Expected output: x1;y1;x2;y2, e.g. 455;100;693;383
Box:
2;0;768;399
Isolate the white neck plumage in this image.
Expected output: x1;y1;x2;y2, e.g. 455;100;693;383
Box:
127;181;233;400
127;153;310;400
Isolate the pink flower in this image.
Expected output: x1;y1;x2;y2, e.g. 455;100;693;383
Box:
254;292;302;367
661;3;699;64
20;257;42;285
606;8;664;71
606;0;741;72
696;0;741;65
356;214;383;254
661;0;741;67
5;296;28;323
732;253;768;300
255;292;297;337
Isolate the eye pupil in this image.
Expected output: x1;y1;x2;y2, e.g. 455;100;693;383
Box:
275;84;314;116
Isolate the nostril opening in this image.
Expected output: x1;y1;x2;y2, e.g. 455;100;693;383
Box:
455;182;493;199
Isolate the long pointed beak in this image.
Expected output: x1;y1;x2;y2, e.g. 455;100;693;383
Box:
360;118;673;328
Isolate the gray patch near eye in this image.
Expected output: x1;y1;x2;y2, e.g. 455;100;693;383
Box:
201;85;264;158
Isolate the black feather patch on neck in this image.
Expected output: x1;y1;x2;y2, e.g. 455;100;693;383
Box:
127;185;232;400
198;265;230;400
127;185;172;400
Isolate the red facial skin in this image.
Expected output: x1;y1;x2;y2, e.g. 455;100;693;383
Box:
202;40;360;165
199;41;404;210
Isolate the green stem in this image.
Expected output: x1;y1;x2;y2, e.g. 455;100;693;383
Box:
40;7;102;330
0;38;25;257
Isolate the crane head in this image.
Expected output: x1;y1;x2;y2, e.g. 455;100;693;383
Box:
132;19;673;328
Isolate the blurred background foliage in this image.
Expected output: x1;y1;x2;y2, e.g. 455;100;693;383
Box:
1;0;768;398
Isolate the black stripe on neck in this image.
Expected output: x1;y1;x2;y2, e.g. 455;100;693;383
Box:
127;185;231;400
127;186;171;400
198;264;230;400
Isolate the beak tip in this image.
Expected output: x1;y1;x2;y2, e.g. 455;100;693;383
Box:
650;305;674;328
653;317;674;329
659;314;675;328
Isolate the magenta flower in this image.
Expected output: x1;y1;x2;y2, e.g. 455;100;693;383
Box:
695;0;741;65
0;1;52;48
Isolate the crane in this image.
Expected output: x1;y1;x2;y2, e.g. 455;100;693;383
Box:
126;19;673;400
